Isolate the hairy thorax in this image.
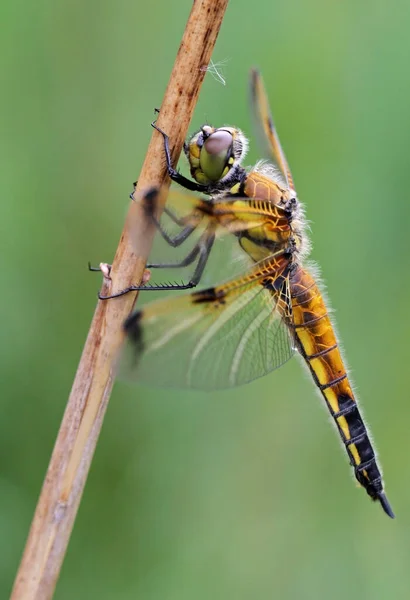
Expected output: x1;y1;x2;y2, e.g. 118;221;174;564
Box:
242;167;310;264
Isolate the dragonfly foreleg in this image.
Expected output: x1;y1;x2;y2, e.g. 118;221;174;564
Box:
151;121;209;193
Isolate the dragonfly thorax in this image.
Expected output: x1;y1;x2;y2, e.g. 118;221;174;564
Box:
184;126;248;185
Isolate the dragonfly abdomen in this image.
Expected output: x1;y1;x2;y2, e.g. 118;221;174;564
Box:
288;266;394;517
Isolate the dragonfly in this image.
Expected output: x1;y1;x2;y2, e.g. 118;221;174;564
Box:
114;69;393;518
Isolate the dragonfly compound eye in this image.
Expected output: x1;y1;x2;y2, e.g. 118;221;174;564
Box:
200;129;234;182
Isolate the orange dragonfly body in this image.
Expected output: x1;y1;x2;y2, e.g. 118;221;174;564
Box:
120;70;393;518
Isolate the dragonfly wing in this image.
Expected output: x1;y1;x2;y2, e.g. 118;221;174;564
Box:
249;68;295;192
121;270;295;391
132;187;289;233
129;187;292;286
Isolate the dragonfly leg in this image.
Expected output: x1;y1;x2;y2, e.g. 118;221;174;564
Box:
162;205;200;227
151;121;209;193
88;262;102;272
129;184;204;231
88;262;112;278
98;232;215;299
151;217;199;247
146;241;200;269
140;187;204;247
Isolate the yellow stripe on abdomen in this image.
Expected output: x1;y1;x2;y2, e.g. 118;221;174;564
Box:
288;266;386;505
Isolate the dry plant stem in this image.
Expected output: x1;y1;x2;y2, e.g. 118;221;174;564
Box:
11;1;230;598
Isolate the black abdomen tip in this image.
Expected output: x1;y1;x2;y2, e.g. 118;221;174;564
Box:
377;491;395;519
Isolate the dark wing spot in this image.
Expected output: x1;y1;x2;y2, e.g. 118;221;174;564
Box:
142;187;160;218
124;310;144;354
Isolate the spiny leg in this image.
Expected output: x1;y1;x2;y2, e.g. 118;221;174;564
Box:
92;186;209;298
98;230;216;299
88;208;200;273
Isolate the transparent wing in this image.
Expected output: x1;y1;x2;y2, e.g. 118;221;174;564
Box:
249;68;295;192
129;187;291;286
121;271;295;391
130;187;287;236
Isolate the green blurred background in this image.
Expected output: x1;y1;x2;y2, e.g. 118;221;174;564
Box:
2;0;410;598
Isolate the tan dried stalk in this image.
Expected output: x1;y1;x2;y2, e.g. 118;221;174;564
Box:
11;1;230;598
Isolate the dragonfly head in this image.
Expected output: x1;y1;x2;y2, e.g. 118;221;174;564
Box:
184;126;248;185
